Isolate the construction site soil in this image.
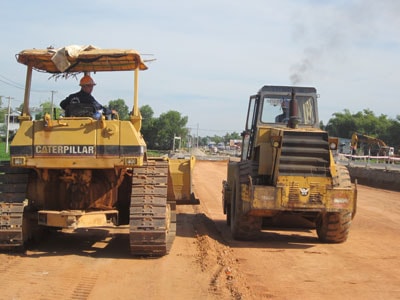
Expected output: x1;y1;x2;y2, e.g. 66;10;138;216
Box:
0;160;399;300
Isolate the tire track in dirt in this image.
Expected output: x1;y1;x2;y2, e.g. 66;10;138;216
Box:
187;160;255;299
0;252;101;300
190;209;251;300
0;255;73;299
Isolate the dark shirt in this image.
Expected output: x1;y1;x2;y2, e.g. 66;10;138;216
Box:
275;113;288;123
60;90;112;115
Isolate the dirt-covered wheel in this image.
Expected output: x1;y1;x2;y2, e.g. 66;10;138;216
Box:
317;164;354;243
316;211;352;243
337;164;357;218
335;165;352;188
226;202;231;226
230;179;261;240
222;181;231;226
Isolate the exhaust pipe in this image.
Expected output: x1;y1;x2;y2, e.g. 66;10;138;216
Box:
288;88;299;129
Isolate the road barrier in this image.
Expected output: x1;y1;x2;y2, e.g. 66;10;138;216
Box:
336;154;400;192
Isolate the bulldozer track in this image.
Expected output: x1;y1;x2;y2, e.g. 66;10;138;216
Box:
129;160;176;256
0;162;29;248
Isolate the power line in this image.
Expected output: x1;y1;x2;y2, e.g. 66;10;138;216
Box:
0;74;53;93
5;96;14;153
0;78;24;90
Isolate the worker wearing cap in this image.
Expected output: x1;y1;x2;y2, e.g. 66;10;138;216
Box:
60;75;115;118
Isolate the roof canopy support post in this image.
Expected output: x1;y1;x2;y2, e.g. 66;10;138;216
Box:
133;68;139;117
131;68;142;131
21;65;33;121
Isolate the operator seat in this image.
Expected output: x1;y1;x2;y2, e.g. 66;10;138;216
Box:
65;103;98;118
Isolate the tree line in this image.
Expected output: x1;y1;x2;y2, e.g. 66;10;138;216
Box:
324;109;400;151
1;98;399;152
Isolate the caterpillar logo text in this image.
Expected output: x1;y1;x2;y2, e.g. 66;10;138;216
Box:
35;145;95;156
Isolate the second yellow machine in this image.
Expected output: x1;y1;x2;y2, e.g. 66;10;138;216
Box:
222;86;357;242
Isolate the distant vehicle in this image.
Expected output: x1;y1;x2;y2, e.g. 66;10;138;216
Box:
210;146;218;154
207;142;218;154
217;142;225;151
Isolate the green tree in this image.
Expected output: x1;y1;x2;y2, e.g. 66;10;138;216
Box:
326;109;400;153
223;132;241;142
17;103;24;113
0;108;7;124
211;135;223;144
139;106;189;150
325;109;357;138
108;99;129;120
387;116;400;153
199;137;209;147
35;101;63;120
140;105;156;147
153;111;188;150
327;109;394;139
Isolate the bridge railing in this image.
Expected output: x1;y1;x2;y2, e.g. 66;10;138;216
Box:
335;153;400;171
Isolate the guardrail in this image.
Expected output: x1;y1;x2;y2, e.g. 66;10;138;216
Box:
336;154;400;191
336;154;400;171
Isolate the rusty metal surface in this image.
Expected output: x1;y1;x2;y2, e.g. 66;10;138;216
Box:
16;47;148;73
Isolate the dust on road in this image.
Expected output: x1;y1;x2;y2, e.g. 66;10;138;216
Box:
0;160;399;300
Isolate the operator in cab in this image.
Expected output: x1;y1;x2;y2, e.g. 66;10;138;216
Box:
60;75;115;119
275;100;289;123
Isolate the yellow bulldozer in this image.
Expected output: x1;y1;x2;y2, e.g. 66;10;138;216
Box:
222;86;357;242
0;46;195;256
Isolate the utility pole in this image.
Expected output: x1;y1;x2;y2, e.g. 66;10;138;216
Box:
5;96;14;153
0;96;3;143
196;123;199;148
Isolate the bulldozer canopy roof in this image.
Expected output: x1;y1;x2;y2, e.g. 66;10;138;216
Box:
16;46;148;73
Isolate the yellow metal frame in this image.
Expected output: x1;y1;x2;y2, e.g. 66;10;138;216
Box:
38;210;118;228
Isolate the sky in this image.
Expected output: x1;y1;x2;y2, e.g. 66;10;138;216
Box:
0;0;399;137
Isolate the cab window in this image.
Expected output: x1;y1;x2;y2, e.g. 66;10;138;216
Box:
260;95;316;125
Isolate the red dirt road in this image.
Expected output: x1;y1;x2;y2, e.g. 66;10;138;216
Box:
0;160;399;300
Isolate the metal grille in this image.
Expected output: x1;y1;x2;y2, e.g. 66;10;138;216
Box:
279;131;331;177
288;182;300;202
309;182;323;204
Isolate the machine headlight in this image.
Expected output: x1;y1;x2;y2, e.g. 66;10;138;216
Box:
12;157;26;166
271;136;282;148
328;137;339;150
124;157;138;166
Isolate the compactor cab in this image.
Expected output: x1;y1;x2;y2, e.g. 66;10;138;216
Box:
0;46;195;256
222;85;357;242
